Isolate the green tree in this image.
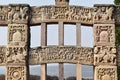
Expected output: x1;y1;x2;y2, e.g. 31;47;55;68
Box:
114;0;120;5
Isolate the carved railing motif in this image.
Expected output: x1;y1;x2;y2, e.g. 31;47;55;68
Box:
29;46;94;65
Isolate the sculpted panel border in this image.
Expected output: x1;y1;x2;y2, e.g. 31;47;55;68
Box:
29;46;94;65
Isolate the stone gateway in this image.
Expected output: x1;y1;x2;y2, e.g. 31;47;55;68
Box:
0;0;119;80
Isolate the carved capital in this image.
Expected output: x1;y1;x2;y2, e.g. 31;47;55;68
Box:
94;46;116;66
93;5;115;24
94;24;115;46
8;4;30;24
95;66;117;80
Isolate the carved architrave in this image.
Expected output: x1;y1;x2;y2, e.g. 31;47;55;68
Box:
94;46;116;66
93;5;115;24
8;24;28;47
0;6;8;25
31;6;93;25
8;4;29;24
0;46;6;66
94;24;115;46
95;66;117;80
29;46;94;65
7;66;27;80
6;46;27;64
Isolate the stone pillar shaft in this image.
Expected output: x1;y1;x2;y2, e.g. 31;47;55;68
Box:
76;23;82;80
6;4;30;80
41;23;47;80
59;21;64;80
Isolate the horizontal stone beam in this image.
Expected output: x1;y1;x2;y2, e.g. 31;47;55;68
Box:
0;4;120;26
29;46;94;65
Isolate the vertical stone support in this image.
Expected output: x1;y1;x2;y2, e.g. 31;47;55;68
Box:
59;21;64;80
41;23;47;80
76;23;82;80
93;24;117;80
6;4;30;80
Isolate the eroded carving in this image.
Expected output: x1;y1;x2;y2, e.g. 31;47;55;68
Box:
6;47;27;63
8;4;29;23
0;46;6;65
29;46;93;65
95;66;117;80
94;24;115;46
8;24;28;46
94;46;116;65
7;66;26;80
0;6;8;25
94;5;114;23
31;6;93;25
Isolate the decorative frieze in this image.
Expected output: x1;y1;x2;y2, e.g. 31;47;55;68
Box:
31;6;93;25
29;46;94;65
8;4;30;24
8;24;28;47
95;66;117;80
94;24;115;46
94;46;116;65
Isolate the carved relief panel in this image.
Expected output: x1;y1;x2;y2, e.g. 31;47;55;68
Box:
95;66;117;80
0;6;8;25
94;24;115;46
94;46;116;65
31;6;93;25
7;66;27;80
8;24;28;47
6;47;27;64
29;46;94;65
94;5;114;23
0;46;6;65
8;4;29;24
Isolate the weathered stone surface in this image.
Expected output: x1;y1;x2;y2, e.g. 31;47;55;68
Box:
94;66;117;80
94;24;115;46
0;46;6;66
6;66;28;80
31;6;93;25
8;24;29;47
8;4;30;24
29;46;94;65
94;46;116;66
94;4;115;24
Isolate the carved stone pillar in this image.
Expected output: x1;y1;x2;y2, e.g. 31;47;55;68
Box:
41;23;47;80
93;5;117;80
6;4;30;80
59;21;64;80
76;23;82;80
